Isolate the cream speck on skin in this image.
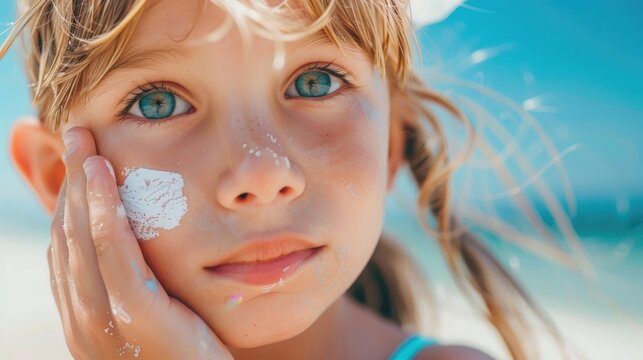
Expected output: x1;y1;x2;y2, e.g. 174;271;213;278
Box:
117;168;188;241
243;143;290;169
104;320;115;336
116;204;126;219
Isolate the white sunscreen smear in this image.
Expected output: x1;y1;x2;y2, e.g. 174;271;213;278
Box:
117;168;188;241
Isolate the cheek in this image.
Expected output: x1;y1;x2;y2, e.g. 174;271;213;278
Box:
293;102;390;299
117;168;188;241
138;233;195;297
299;100;390;199
93;120;205;170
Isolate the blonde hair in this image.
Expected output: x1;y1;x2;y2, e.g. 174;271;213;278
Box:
1;1;590;359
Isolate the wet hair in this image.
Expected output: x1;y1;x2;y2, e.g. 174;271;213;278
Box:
0;1;590;359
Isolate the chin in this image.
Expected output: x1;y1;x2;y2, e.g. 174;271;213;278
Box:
207;292;326;349
220;318;312;349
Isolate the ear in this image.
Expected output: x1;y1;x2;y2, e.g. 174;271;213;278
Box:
387;89;415;192
9;118;66;215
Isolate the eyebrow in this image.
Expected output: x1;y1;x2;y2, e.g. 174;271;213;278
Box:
109;30;343;74
109;45;191;74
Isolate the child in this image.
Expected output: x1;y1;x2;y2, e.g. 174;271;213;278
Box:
1;0;575;359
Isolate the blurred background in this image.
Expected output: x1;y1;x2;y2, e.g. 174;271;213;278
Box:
1;0;641;359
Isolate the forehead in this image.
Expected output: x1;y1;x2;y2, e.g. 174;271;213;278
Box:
111;0;371;76
128;0;316;50
85;0;391;121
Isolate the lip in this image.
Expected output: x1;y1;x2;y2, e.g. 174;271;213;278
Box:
204;233;324;285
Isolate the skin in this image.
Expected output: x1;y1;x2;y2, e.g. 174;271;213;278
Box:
9;0;494;359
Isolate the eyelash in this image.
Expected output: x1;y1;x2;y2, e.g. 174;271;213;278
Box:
117;62;355;127
117;83;182;127
286;61;355;101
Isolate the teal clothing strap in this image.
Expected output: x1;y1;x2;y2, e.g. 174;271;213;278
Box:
388;334;440;360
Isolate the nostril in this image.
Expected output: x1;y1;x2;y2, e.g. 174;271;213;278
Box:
237;193;250;202
233;187;295;206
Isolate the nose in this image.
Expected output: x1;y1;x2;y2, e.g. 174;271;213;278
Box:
216;144;305;209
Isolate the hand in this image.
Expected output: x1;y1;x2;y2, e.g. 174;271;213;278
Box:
48;127;233;360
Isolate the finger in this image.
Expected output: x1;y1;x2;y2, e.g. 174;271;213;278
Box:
84;156;165;326
47;244;63;319
62;127;111;315
48;187;66;316
52;215;89;357
48;240;90;359
59;130;116;358
50;186;75;326
51;182;91;354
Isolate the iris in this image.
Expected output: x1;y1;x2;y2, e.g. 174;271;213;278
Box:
139;91;176;119
294;71;332;97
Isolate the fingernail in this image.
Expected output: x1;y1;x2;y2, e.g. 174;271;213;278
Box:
83;158;94;179
104;159;116;181
63;131;77;159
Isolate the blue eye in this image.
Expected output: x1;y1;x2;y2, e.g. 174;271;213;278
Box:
128;90;192;120
286;70;342;98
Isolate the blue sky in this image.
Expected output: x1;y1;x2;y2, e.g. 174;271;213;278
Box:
420;0;643;196
0;1;641;234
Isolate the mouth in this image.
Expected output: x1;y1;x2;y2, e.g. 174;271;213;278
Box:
204;234;325;286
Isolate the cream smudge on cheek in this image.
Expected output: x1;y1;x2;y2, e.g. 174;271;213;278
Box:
117;168;188;241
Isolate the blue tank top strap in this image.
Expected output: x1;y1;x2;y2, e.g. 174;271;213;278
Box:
388;333;440;360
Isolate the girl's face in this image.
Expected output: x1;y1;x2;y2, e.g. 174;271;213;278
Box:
61;0;394;347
